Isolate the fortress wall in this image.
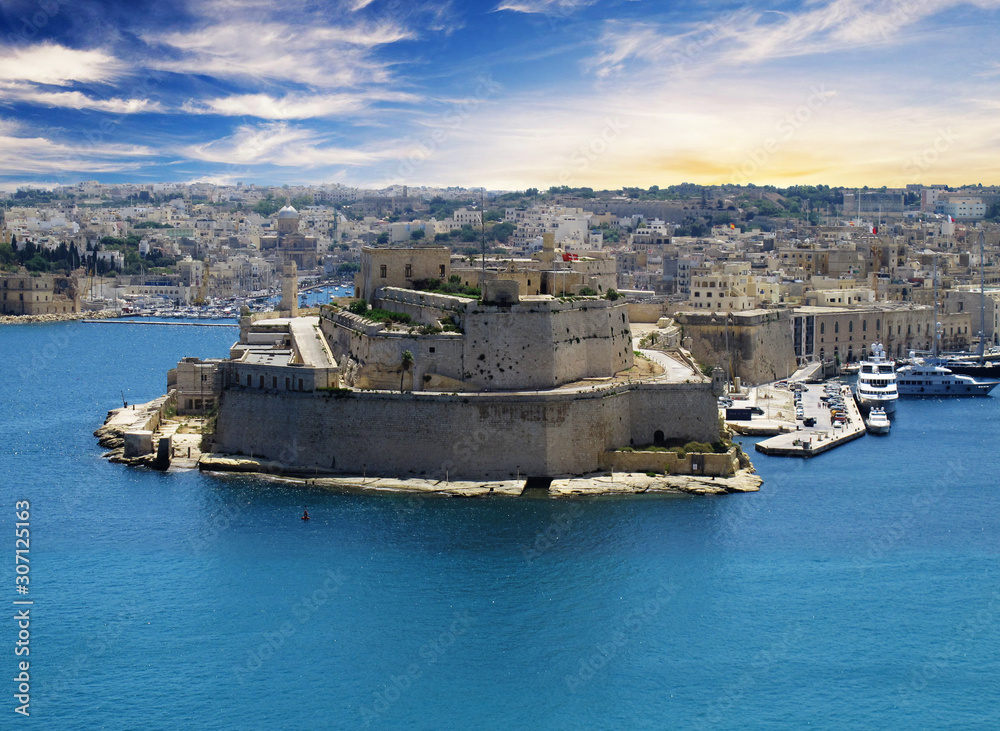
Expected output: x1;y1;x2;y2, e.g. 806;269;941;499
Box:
322;314;465;389
677;310;797;385
214;388;619;478
374;288;469;327
212;381;716;480
462;300;633;390
627;383;721;447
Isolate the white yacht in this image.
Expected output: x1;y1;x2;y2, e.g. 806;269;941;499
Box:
855;342;898;414
896;354;999;397
865;407;891;435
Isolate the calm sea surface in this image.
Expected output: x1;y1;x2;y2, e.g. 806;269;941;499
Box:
2;320;998;729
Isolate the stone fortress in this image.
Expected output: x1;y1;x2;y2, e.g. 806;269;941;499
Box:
177;244;730;483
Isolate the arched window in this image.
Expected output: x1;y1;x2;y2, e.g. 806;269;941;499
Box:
834;322;839;334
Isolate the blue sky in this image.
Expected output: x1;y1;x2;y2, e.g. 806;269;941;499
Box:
1;0;999;191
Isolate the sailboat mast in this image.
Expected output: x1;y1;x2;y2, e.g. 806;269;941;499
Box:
932;254;939;360
980;230;986;361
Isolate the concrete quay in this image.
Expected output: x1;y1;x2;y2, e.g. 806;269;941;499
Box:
754;382;866;457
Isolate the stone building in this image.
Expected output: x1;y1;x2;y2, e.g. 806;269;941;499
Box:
791;305;973;363
0;272;79;315
259;206;319;270
355;246;451;302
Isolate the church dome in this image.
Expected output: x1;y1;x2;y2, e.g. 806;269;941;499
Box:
277;205;299;219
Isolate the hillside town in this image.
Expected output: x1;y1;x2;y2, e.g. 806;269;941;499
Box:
4;181;1000;383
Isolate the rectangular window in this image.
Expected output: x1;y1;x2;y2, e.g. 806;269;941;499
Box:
380;265;387;278
405;264;412;277
439;265;446;277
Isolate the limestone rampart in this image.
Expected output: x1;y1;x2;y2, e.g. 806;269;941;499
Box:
676;309;797;384
321;297;633;392
600;448;739;477
212;381;718;480
375;287;469;326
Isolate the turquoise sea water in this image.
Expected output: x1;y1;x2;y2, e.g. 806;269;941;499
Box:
2;320;999;729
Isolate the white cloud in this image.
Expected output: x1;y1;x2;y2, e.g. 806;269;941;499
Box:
181;90;418;119
183;122;400;167
149;20;412;88
0;83;162;114
590;0;1000;77
495;0;596;14
355;71;1000;190
0;44;122;85
0;118;156;175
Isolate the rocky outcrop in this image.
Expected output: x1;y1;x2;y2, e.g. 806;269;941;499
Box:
197;453;762;498
94;395;173;466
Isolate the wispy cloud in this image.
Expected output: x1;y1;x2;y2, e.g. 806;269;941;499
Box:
181;90;418;119
495;0;597;15
148;20;412;88
183;121;399;167
0;82;162;114
0;44;123;84
0;118;155;175
589;0;1000;77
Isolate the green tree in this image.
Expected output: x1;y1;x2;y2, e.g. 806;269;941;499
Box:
376;233;389;245
0;241;15;266
400;350;414;393
410;229;426;241
253;198;283;217
25;253;48;272
348;299;368;316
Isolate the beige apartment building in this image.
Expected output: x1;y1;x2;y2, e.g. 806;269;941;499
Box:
792;305;972;364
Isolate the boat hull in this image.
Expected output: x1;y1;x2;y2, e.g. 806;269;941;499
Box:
856;395;898;414
897;381;998;396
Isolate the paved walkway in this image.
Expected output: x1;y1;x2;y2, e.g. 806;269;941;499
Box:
288;316;336;367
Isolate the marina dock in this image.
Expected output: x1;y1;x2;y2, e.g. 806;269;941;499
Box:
83;320;237;327
754;382;867;457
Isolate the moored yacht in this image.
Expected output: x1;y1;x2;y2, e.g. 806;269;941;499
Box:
896;354;999;397
855;342;898;414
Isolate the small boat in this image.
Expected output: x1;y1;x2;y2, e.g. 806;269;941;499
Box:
865;407;890;435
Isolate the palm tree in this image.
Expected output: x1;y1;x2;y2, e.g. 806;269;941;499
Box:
400;350;414;393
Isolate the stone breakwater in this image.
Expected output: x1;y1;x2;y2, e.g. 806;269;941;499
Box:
1;310;118;325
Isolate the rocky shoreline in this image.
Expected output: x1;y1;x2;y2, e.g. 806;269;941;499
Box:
194;455;761;497
1;309;118;325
